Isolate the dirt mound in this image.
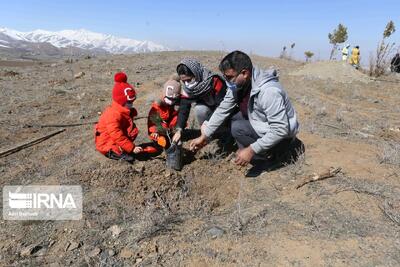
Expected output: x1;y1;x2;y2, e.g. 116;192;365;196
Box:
290;61;372;83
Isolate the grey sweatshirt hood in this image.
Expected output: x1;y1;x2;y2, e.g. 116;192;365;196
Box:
251;67;279;95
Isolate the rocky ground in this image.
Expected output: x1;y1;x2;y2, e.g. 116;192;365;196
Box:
0;51;400;266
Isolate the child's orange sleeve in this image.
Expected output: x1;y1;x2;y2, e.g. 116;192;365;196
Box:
147;106;158;134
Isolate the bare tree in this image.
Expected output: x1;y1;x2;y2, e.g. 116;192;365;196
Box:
369;20;396;77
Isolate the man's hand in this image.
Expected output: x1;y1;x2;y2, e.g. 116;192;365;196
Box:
172;129;181;143
189;134;208;151
234;146;255;166
133;146;143;154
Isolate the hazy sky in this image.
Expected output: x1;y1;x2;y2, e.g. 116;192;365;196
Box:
1;0;399;63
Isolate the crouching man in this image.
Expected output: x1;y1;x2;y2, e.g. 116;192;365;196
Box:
190;51;304;176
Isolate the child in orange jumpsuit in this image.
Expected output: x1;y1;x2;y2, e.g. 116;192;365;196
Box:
147;75;181;151
95;72;143;162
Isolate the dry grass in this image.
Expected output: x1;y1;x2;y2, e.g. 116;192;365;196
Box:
378;141;400;166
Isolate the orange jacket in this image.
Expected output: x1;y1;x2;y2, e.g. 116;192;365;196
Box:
147;101;178;138
95;101;139;155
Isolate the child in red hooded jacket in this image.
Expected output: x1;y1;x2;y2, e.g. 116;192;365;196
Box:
147;75;181;151
95;72;143;162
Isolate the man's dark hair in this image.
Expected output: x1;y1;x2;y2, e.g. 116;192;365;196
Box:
177;64;194;77
219;50;253;73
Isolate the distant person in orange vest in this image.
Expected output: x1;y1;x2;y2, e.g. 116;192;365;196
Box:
350;46;360;69
94;72;142;162
147;75;181;152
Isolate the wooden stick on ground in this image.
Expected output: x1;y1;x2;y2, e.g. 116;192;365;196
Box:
0;129;66;158
25;116;148;128
322;123;343;130
295;167;342;189
38;122;97;128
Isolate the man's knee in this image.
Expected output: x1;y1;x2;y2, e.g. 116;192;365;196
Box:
230;119;257;142
230;120;243;139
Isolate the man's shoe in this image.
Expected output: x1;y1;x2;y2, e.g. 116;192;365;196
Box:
245;159;283;177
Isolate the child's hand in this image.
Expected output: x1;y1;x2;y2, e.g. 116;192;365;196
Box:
133;147;143;154
172;130;181;143
150;133;159;139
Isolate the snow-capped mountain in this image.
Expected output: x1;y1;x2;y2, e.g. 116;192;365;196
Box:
0;27;168;57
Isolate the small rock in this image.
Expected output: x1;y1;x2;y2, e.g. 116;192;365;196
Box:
35;247;47;257
107;249;115;257
74;71;85;79
134;162;145;175
205;248;218;258
3;70;19;77
136;257;143;263
88;247;101;257
67;85;79;91
20;244;43;257
54;89;66;95
206;226;225;239
165;169;172;178
108;225;122;238
119;248;134;259
48;240;56;248
65;241;81;251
